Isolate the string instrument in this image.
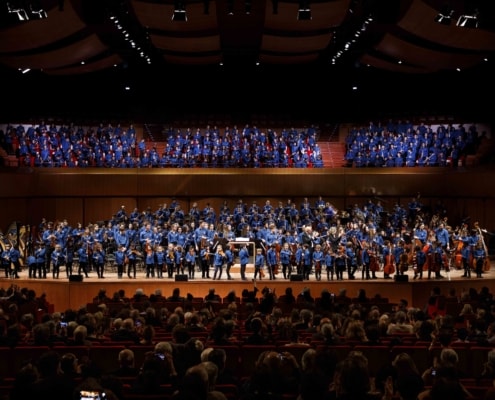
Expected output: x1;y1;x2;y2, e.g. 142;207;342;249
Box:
274;242;281;275
369;245;380;273
144;240;153;256
453;229;465;270
475;222;491;272
383;244;395;275
315;260;321;273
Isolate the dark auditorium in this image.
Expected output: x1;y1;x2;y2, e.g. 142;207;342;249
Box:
1;1;495;400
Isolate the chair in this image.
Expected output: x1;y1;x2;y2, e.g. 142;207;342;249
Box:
10;346;52;377
128;345;155;368
390;345;430;374
211;345;242;379
88;345;126;374
215;384;239;400
52;345;90;362
353;345;391;377
238;344;276;379
276;344;312;365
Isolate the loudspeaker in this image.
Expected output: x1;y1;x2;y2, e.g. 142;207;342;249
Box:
290;274;304;281
69;274;83;282
175;274;188;282
394;275;409;282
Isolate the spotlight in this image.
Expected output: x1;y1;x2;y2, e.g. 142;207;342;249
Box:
456;14;478;28
172;9;187;21
7;2;29;21
434;11;453;25
434;4;453;25
298;0;311;21
172;0;187;21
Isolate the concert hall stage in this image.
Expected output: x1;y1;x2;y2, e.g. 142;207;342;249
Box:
7;263;493;314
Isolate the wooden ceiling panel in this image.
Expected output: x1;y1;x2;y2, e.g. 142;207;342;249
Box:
151;34;221;53
44;54;124;75
163;54;222;64
0;34;109;70
0;1;86;53
259;53;320;64
375;33;488;71
261;33;332;53
264;0;350;31
132;0;218;33
360;53;433;74
399;0;495;51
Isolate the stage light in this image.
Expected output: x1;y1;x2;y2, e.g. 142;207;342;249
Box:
172;0;187;21
298;1;311;20
456;13;478;28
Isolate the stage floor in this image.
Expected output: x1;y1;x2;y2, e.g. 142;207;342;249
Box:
4;263;493;315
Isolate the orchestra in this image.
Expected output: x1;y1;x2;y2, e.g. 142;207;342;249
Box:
2;195;491;282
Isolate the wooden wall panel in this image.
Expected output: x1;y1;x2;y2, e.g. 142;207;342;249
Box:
0;168;494;234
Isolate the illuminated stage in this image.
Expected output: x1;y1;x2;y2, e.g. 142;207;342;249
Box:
6;263;493;314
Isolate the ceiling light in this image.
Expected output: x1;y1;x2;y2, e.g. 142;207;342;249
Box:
456;11;479;28
434;12;453;25
298;1;311;20
172;1;187;21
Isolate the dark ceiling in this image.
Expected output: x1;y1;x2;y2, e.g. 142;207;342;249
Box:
1;0;494;121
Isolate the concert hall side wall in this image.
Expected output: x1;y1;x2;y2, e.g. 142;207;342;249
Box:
0;168;494;233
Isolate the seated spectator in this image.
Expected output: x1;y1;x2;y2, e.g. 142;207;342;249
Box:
110;317;140;343
168;288;186;303
481;349;495;379
205;288;221;303
111;348;140;377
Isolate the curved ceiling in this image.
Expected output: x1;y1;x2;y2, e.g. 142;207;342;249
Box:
0;0;494;119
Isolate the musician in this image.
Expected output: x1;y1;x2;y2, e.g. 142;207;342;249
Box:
174;245;184;276
413;245;426;280
200;245;211;279
414;223;428;244
184;246;196;279
324;247;335;281
302;243;312;280
1;244;13;278
50;243;64;279
254;248;265;280
473;242;486;279
460;232;476;278
279;242;292;279
435;222;450;252
76;245;90;278
154;245;165;278
360;241;371;280
42;221;56;273
266;244;278;280
312;244;324;281
238;243;249;281
345;242;358;280
34;242;46;278
64;237;76;278
300;225;314;252
334;245;347;281
92;243;106;279
7;244;21;279
114;245;127;279
212;245;226;280
393;240;406;276
126;243;140;279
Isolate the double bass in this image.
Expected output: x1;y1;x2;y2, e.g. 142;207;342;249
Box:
474;222;491;272
383;242;395;275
